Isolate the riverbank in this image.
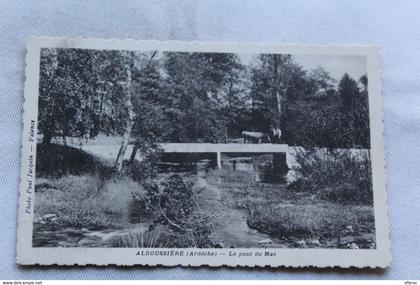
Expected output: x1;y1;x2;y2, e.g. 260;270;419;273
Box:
33;168;375;249
205;168;376;249
32;144;375;249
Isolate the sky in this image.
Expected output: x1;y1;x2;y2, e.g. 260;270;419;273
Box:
238;53;367;82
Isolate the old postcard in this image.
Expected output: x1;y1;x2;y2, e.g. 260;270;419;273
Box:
17;38;391;267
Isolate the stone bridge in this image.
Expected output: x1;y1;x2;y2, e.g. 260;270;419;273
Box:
80;142;290;169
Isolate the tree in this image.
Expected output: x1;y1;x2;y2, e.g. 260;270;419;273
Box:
354;74;370;148
38;47;372;168
338;73;362;148
112;51;165;171
308;67;336;97
162;52;242;142
249;54;306;141
113;67;134;171
38;48;100;145
38;48;59;145
219;61;251;139
128;54;172;162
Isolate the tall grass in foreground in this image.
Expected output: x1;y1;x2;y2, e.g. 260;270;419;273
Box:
34;175;144;229
116;228;163;248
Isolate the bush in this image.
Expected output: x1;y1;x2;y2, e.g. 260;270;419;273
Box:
123;152;159;183
289;148;373;205
136;174;217;248
143;174;195;227
174;213;216;248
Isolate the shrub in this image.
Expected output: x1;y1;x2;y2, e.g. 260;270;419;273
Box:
137;174;217;248
143;174;195;227
174;213;216;248
123;152;159;183
128;186;152;224
289;148;373;205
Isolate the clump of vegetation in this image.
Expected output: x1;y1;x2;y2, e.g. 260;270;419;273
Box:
122;146;161;183
115;228;164;248
116;212;217;248
161;213;217;248
134;174;217;248
289;148;373;205
143;174;195;225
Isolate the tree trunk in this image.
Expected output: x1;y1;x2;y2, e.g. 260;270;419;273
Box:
273;56;282;129
115;69;134;172
115;98;134;171
129;145;138;162
272;55;290;136
43;132;52;145
275;90;282;117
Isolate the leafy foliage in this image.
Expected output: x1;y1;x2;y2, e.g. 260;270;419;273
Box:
143;174;194;226
140;174;216;247
289;148;373;205
38;48;371;149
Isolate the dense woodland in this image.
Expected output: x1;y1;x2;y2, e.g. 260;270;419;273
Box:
39;48;370;156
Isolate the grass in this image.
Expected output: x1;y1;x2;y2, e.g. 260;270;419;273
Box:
246;202;375;240
34;175;144;229
115;227;164;248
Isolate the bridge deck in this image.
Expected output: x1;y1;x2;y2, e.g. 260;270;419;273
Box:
160;143;289;168
81;143;289;169
160;143;288;153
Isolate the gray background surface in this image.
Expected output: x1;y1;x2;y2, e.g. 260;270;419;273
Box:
0;0;419;279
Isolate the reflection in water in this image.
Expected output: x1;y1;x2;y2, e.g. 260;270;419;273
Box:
223;153;287;183
196;159;212;177
156;152;288;183
225;160;266;182
157;152;217;175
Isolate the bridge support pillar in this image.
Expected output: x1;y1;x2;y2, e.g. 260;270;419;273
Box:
217;152;222;168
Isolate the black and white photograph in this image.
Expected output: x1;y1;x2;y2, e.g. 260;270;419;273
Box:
30;45;376;250
17;38;390;267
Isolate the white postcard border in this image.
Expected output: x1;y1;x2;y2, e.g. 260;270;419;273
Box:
16;37;391;268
